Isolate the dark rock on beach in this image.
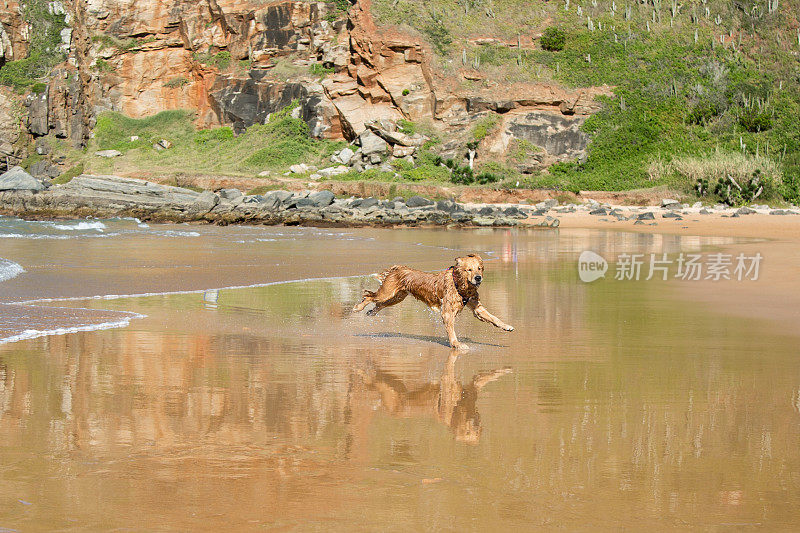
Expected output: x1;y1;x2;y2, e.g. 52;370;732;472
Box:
0;174;548;229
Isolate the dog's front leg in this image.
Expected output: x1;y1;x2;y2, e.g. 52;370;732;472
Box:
442;306;468;351
469;300;514;331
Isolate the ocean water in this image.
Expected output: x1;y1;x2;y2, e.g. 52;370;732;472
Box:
1;216;799;530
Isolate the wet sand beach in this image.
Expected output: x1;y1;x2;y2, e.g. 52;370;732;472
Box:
1;216;800;530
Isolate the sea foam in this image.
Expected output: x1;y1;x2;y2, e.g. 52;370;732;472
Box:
0;258;24;283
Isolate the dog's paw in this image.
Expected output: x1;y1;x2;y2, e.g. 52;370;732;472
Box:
453;342;470;352
503;325;514;332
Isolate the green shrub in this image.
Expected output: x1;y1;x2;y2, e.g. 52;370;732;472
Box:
540;27;566;52
402;88;410;96
687;99;723;125
738;106;772;132
30;82;48;94
711;170;774;206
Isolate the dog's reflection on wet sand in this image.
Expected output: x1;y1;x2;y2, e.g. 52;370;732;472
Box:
350;349;511;444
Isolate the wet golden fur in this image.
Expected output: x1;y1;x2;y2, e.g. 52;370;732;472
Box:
352;254;514;350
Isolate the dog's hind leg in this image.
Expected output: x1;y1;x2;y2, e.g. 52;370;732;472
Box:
366;290;408;315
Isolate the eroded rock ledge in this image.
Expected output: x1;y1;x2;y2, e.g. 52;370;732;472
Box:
0;174;560;228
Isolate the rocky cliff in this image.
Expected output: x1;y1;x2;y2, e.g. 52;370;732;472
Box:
0;0;611;175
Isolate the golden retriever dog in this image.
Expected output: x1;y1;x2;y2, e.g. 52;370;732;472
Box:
352;254;514;350
354;349;511;443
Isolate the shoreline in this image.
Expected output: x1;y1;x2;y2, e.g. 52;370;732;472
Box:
2;173;798;235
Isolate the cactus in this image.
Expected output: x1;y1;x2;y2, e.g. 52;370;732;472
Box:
695;178;710;196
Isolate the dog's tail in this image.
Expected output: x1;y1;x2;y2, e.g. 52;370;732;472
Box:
372;265;404;284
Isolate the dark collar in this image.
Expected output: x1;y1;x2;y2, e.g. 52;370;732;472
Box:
449;267;471;306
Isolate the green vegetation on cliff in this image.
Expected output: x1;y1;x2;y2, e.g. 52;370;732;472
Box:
87;103;344;176
373;0;800;203
0;0;67;91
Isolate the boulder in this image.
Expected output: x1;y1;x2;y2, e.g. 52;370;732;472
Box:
637;212;655;220
188;190;219;214
218;188;243;201
358;130;389;157
95;150;122;158
436;200;461;213
406;195;433;207
29;160;60;178
318;165;349;177
265;190;294;205
356;197;380;209
309;190;335;207
290;163;316;174
0;166;45;191
736;206;756;215
661;198;681;208
338;147;355;165
366;121;427;147
392;145;416;158
472;216;496;226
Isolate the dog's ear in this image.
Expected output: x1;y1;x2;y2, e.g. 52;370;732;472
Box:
469;253;483;265
455;256;464;266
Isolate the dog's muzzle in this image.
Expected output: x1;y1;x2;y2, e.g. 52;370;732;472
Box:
473;275;482;286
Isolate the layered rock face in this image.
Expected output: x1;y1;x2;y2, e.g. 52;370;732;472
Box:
0;0;612;172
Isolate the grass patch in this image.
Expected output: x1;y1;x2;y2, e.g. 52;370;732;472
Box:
53;163;84;185
95;110;196;152
472;114;501;141
309;63;334;77
87;102;346;176
246;184;285;195
193;51;232;70
164;77;190;88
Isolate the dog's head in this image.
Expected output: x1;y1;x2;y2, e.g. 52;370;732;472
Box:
455;254;484;287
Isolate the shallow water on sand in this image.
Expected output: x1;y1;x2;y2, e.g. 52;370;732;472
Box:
1;219;799;530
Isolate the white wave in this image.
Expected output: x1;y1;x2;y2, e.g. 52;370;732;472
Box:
150;230;201;237
0;313;145;345
0;258;25;283
51;221;106;231
0;232;122;240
